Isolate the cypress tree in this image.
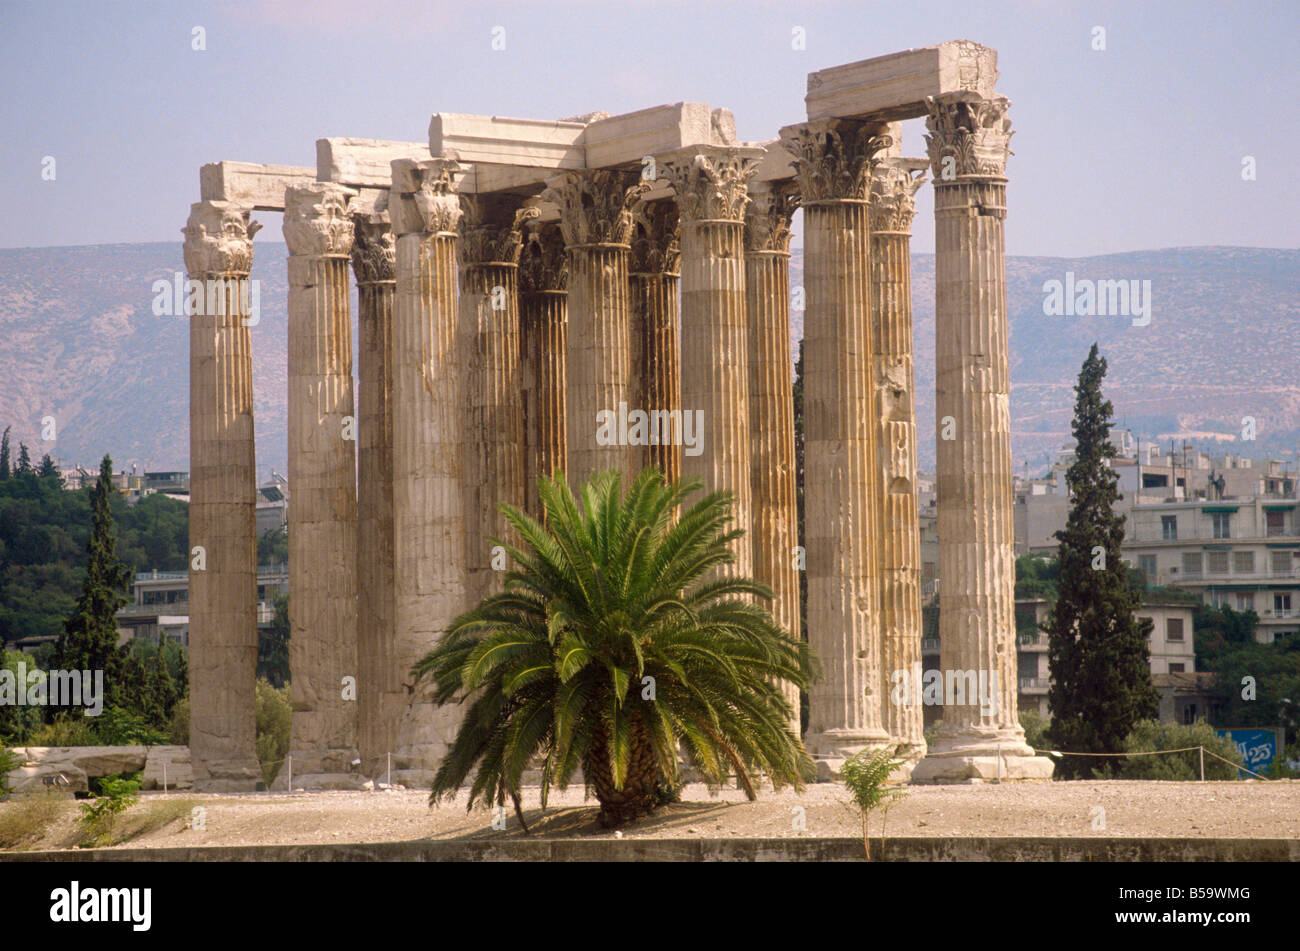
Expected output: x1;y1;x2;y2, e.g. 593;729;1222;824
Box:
1044;344;1159;778
52;455;132;713
0;426;10;479
38;453;60;481
15;443;32;475
150;639;179;725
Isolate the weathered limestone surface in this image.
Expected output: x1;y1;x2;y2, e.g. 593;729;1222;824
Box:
544;169;648;485
663;146;761;578
780;120;893;770
743;181;802;729
629;199;682;482
805;41;999;122
388;158;469;785
353;212;400;775
519;223;568;516
911;93;1051;783
283;183;362;789
870;160;929;774
184;200;262;792
459;195;536;600
199;162;315;211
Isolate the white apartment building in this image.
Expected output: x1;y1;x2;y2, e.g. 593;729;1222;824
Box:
1125;498;1300;643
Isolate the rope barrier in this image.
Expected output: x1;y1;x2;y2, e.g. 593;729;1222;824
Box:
1030;745;1272;781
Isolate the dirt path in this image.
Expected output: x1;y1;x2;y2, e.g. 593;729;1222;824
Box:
5;779;1298;852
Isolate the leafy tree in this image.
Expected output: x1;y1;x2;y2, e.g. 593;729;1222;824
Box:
1044;345;1158;778
257;527;289;566
257;594;290;687
0;426;10;480
415;469;816;827
1014;555;1059;600
50;456;132;714
1195;607;1300;747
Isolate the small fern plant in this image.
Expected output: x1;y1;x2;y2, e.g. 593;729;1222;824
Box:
841;746;906;861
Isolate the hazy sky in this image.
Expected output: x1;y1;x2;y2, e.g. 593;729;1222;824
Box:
1;0;1295;256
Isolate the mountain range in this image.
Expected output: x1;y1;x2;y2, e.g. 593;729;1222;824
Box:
1;243;1295;477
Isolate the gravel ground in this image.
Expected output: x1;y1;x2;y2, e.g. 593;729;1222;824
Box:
6;779;1299;851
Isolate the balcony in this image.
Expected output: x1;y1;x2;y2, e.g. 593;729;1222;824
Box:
921;637;940;652
1019;677;1049;693
1017;632;1046;647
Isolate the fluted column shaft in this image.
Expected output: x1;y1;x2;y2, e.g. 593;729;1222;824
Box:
459;196;533;600
744;183;801;729
519;224;568;516
781;120;894;761
629;200;682;483
353;215;398;775
664;147;760;579
544;170;647;487
388;159;466;783
912;92;1049;782
870;166;927;764
284;183;360;786
184;200;262;792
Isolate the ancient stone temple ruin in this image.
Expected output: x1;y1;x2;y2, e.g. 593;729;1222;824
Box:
182;40;1053;790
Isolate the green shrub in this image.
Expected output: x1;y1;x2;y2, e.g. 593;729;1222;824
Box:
1019;710;1051;752
255;679;291;787
26;712;99;747
78;775;140;846
87;707;169;746
1115;720;1243;780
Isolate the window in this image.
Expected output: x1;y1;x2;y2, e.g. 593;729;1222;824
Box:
1168;663;1185;673
1275;593;1292;615
1208;551;1229;574
1238;593;1255;611
1182;552;1203;577
1138;555;1157;579
1212;512;1232;538
1166;617;1185;641
1161;515;1178;540
1233;550;1255;574
1267;510;1286;537
1183;704;1197;725
1272;550;1293;575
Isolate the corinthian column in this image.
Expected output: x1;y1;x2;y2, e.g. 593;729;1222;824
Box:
519;222;568;517
388;158;466;785
743;181;802;729
662;146;761;578
283;183;361;789
352;211;399;776
458;195;537;601
780;119;892;769
543;170;648;486
869;161;928;775
911;92;1052;782
184;200;262;792
628;199;681;483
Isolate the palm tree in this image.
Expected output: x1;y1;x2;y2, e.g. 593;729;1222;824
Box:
414;468;816;828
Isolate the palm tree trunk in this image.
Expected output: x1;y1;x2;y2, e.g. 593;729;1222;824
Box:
588;718;660;827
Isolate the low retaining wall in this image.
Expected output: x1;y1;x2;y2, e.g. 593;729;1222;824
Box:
4;746;192;794
4;836;1298;862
